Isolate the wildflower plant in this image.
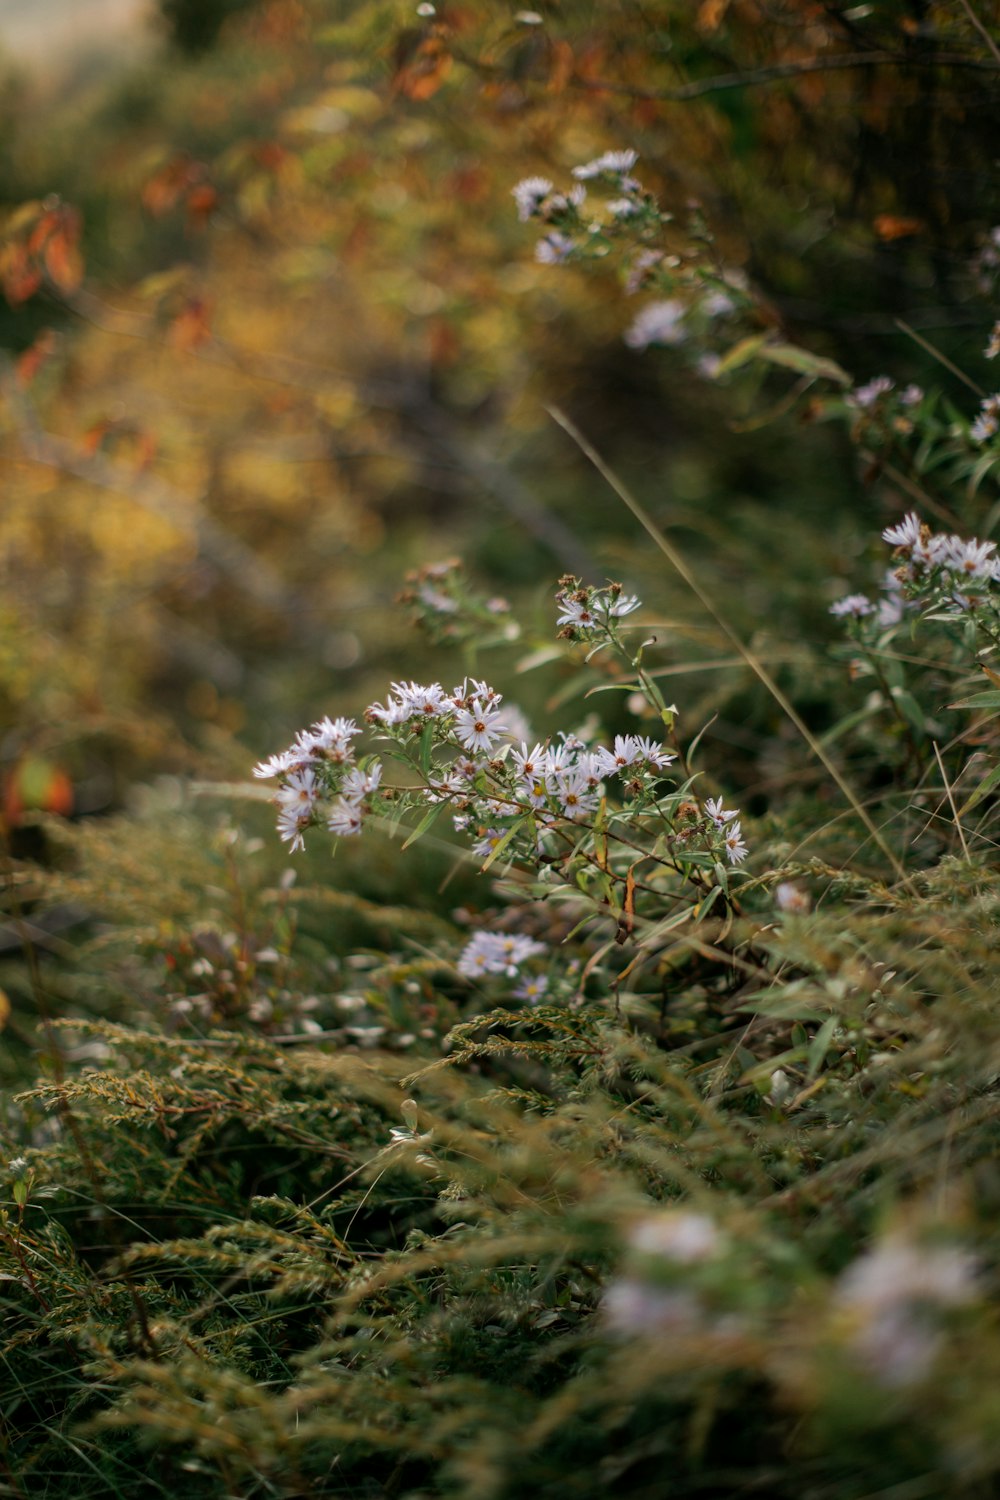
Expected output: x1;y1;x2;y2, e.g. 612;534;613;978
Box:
255;574;751;1002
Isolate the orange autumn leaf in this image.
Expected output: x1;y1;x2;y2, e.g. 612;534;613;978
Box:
142;157;206;217
0;244;42;305
185;183;220;228
42;226;84;293
168;297;213;350
15;329;57;385
392;29;453;101
697;0;731;32
873;214;924;242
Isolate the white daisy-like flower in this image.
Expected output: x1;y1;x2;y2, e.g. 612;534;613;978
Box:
472;827;509;859
276;805;310;853
829;594;875;618
971;394;1000;444
940;535;997;580
417;583;457;614
392;681;450;718
535;232;575;265
340;762;383;804
276;768;320;814
634;736;674;769
511;742;550;779
511;175;554;222
985;321;1000;360
555;768;599;821
327;800;363;838
450;677;500;708
253;748;301;779
704;796;737;828
882;512;925;552
624;299;687;351
608;591;641;617
724;821;748;866
454;700;507;754
556;595;599;630
514;973;549;1004
607;197;641;219
572;148;639;180
458;931;541;978
366;695;411;727
851;375;894;409
308;716;359;750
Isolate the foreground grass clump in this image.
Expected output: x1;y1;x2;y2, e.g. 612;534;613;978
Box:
5;526;1000;1496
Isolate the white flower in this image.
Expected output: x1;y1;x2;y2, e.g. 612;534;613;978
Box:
556;595;599;630
704;796;737;828
514;973;549;1003
593;735;643;774
392;680;450;718
454;699;507;754
624;299;687;351
940;534;997;580
340;762;383;804
634;735;674;769
457;931;543;978
253;748;302;779
417;583;457;613
723;821;748;866
572;148;639;180
276;768;319;814
471;827;509;859
851;375;894;409
900;383;924;406
700;289;736;319
367;694;411;727
629;1211;721;1263
985;321;1000;360
276;805;309;853
511;742;551;780
512;175;554;221
775;882;811;914
607;591;641;617
607;197;641;219
327;800;363;838
882;512;925;552
837;1235;977;1388
555;768;599;821
877;591;905;628
971;394;1000;444
829;594;875;618
535;232;575;265
450;677;500;708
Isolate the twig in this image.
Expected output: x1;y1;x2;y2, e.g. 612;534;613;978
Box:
957;0;1000;69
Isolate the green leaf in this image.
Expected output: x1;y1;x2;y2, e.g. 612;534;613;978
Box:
401;800;445;850
756;343;851;385
480;819;527;872
949;690;1000;712
958;760;1000;816
715;333;769;375
807;1015;839;1081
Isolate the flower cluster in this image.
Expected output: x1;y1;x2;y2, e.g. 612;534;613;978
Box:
397;558;515;645
836;1234;976;1388
254;716;382;852
255;577;752;1002
555;578;641;639
830;511;1000;630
